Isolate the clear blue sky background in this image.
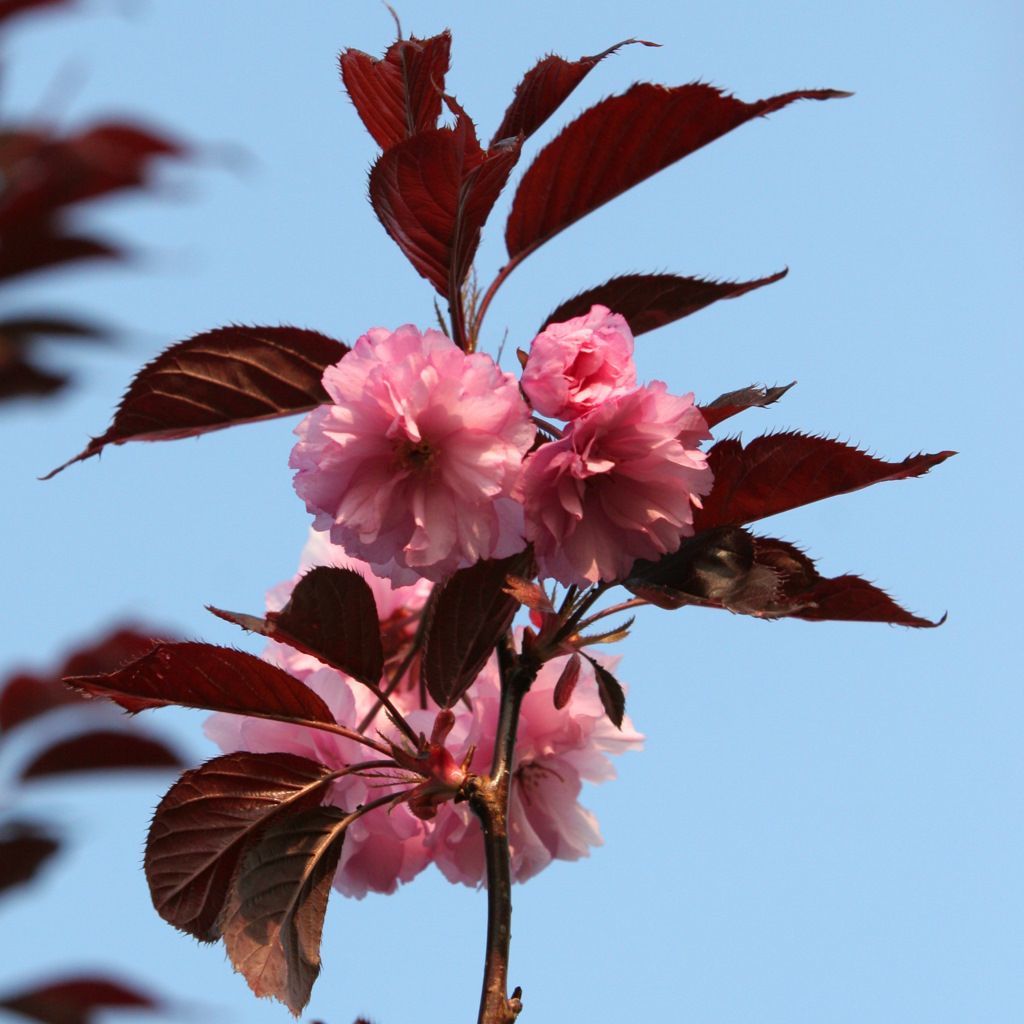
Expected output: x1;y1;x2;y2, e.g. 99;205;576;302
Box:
1;2;1020;1022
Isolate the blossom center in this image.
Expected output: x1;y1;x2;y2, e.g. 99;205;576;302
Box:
395;437;437;473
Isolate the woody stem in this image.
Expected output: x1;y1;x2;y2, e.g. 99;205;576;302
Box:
469;635;538;1024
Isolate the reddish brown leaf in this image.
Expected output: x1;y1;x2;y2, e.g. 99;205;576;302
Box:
44;326;348;478
0;822;59;897
65;642;336;727
696;433;955;530
490;38;657;145
506;84;848;264
20;730;182;780
0;977;158;1024
369;122;521;304
146;752;336;941
211;566;384;687
542;270;787;337
626;527;942;626
700;382;795;429
423;550;535;708
1;627;166;733
340;31;452;151
584;655;625;728
0;357;67;401
221;805;348;1014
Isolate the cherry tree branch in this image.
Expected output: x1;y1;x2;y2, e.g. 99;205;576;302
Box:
468;634;538;1024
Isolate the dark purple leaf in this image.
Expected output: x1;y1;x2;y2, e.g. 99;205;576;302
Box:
491;38;657;145
146;752;336;941
210;566;384;688
506;84;848;264
44;326;348;478
627;527;942;626
0;977;158;1024
65;642;336;727
542;270;787;336
369;122;521;302
0;822;59;897
339;31;452;151
584;655;625;728
0;231;118;282
20;730;182;780
0;0;70;26
696;433;955;530
700;382;795;429
423;550;534;708
221;805;348;1014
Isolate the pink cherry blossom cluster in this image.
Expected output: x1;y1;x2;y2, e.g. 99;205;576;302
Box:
291;306;713;587
206;530;643;897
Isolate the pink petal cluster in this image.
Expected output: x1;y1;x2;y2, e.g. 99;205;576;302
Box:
521;304;637;420
205;537;642;896
422;652;644;885
521;382;713;587
291;325;535;585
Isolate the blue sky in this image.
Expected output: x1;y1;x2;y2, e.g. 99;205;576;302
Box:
1;2;1020;1022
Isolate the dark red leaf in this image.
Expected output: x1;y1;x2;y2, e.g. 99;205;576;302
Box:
0;822;59;897
491;38;657;145
0;977;158;1024
542;270;787;336
369;123;521;301
146;752;336;941
44;326;348;478
700;382;795;429
340;31;452;151
0;316;105;342
20;730;182;780
696;433;955;530
626;527;942;626
210;566;384;688
221;805;348;1014
584;655;625;728
1;627;166;733
0;231;118;282
423;550;535;708
65;642;336;727
506;83;848;264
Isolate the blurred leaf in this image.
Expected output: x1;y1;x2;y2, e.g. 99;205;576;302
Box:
696;433;955;530
221;805;348;1014
146;752;336;941
20;730;182;780
423;550;534;707
0;0;71;28
491;38;656;145
0;231;118;282
0;976;158;1024
1;626;165;733
211;566;384;687
340;31;452;151
542;270;787;337
699;382;794;429
65;642;336;726
45;326;348;478
0;822;59;898
505;83;848;264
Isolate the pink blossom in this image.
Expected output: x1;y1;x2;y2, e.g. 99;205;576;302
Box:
424;652;644;885
520;382;713;587
291;325;535;584
520;305;637;420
